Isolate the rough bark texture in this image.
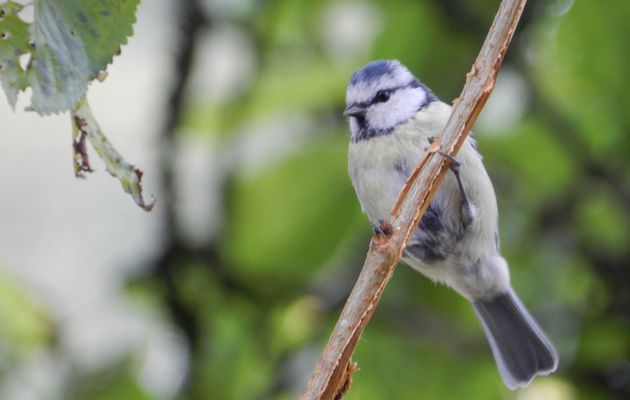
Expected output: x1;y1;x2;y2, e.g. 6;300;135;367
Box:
300;0;527;398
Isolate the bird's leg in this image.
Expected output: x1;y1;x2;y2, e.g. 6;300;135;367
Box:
438;151;477;228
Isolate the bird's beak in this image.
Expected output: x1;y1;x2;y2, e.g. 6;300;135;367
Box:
343;103;366;118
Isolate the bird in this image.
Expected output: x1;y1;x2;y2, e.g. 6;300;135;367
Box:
344;59;558;389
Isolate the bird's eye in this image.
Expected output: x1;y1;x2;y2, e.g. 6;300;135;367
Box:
374;90;390;103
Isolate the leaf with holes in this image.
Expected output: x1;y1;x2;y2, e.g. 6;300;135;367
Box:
28;0;140;114
0;0;140;114
0;1;30;108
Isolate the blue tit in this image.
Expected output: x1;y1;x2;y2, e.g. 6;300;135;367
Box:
345;59;558;389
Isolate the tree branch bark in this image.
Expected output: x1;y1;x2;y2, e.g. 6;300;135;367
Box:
300;0;527;398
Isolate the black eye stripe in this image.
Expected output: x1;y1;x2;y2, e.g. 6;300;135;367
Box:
369;81;417;104
348;79;429;110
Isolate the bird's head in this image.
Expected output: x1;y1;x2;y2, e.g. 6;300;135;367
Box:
344;60;436;142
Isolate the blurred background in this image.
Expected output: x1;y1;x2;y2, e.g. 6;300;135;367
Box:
0;0;629;399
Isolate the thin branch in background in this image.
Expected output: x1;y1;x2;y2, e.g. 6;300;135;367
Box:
300;0;527;398
159;0;207;236
149;0;207;394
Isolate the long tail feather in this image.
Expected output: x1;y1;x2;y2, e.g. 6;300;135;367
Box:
473;289;558;389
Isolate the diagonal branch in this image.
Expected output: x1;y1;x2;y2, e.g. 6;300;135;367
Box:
300;0;527;398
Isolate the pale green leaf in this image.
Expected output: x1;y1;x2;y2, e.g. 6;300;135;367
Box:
28;0;140;114
27;0;90;113
35;0;140;78
0;0;140;114
0;1;29;107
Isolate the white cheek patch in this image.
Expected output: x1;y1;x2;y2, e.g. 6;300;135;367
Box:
367;88;428;131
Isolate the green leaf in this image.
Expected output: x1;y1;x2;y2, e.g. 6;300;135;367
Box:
59;0;140;77
0;0;140;114
0;1;30;107
72;98;155;211
29;0;140;114
27;0;90;113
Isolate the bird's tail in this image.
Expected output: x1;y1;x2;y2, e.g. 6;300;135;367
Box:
473;289;559;390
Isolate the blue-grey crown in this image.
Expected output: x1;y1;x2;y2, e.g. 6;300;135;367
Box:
348;59;437;102
349;60;399;86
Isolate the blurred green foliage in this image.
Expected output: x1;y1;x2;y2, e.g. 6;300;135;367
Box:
0;271;53;356
224;134;364;294
2;0;629;399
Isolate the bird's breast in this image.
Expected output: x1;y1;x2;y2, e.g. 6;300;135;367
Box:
348;123;432;223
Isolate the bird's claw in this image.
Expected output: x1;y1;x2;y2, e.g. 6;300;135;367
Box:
437;150;461;173
373;220;393;238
